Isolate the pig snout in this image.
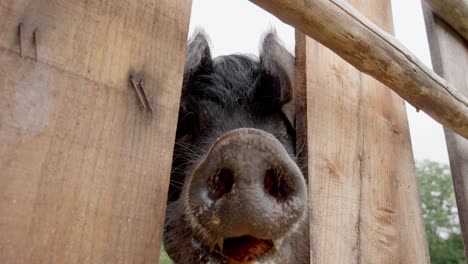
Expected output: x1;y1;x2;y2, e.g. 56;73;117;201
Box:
185;128;306;258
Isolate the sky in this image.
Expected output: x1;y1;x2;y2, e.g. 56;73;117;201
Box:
189;0;450;164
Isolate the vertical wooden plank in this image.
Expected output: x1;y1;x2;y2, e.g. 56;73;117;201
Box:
350;2;429;262
297;0;430;263
422;2;468;258
0;0;191;263
295;32;309;180
294;32;311;263
298;30;363;263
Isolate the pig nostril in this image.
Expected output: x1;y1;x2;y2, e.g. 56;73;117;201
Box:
208;168;234;201
263;169;294;199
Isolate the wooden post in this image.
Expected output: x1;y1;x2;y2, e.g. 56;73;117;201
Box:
294;0;430;263
249;0;468;139
423;1;468;259
0;0;191;262
423;0;468;42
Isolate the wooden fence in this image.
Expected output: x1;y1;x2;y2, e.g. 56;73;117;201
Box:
422;0;468;259
0;0;191;262
294;1;429;262
0;0;466;263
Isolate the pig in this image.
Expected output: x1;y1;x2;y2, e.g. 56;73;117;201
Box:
163;30;309;264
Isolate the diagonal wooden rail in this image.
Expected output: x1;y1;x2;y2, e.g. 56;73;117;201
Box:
249;0;468;139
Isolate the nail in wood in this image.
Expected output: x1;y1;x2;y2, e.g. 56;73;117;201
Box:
33;29;38;61
129;75;147;112
18;23;23;57
137;80;153;114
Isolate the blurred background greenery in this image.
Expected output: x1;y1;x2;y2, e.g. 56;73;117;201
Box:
159;244;173;264
159;160;466;263
416;160;465;264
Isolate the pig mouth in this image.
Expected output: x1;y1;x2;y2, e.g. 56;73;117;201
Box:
211;235;276;263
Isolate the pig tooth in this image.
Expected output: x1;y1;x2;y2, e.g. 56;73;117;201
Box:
216;238;224;251
274;238;284;251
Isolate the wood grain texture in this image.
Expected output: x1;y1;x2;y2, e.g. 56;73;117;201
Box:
0;0;191;263
423;2;468;259
295;32;309;180
249;0;468;139
294;0;430;263
424;0;468;42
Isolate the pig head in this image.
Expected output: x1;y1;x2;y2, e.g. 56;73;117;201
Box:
164;30;309;264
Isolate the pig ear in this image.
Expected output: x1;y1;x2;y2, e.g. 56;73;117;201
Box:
177;31;212;139
257;32;295;127
183;30;213;92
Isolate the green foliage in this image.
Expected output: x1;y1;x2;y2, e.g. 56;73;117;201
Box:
160;244;173;264
416;160;466;264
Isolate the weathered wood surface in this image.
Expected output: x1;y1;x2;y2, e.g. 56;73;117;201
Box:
294;0;430;263
424;0;468;42
423;2;468;259
249;0;468;139
295;32;309;180
0;0;191;263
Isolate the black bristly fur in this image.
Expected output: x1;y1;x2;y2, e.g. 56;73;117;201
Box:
169;31;296;204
